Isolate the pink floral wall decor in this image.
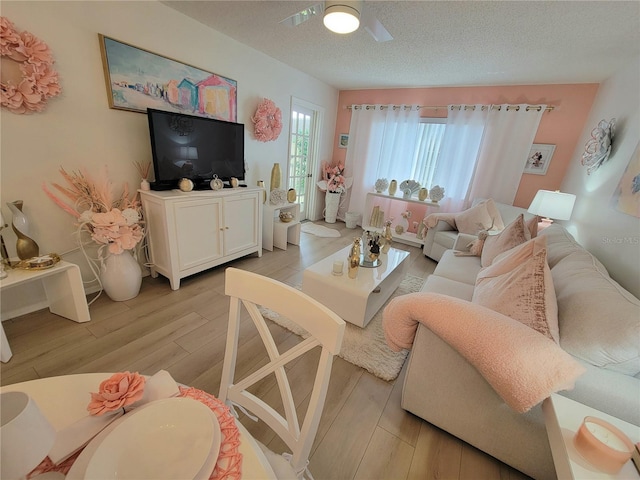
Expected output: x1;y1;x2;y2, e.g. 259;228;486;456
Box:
0;16;62;114
252;98;282;142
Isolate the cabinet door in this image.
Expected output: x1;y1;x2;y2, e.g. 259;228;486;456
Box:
223;193;259;256
174;199;223;270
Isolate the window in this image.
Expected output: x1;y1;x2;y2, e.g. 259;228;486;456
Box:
409;118;446;189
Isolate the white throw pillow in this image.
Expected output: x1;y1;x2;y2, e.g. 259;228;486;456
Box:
455;202;494;235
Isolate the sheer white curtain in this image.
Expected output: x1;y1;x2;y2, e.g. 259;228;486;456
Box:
467;104;546;204
341;104;420;221
430;105;488;213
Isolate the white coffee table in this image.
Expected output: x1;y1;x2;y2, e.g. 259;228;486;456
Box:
542;394;640;479
302;246;409;328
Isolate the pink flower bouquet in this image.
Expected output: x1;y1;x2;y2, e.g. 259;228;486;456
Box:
317;162;352;194
43;167;144;255
80;208;143;254
88;371;146;416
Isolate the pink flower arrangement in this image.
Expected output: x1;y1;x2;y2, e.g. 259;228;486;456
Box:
401;210;412;220
323;162;347;193
87;371;146;416
43;167;144;255
251;98;283;142
0;16;62;114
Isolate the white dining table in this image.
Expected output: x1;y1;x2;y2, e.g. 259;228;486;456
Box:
1;373;277;480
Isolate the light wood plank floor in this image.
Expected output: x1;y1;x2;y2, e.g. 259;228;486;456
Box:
1;220;530;480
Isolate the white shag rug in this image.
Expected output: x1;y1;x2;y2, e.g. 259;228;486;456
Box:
259;275;423;381
300;223;341;238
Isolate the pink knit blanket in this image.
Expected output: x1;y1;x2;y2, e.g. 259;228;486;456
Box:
382;292;585;413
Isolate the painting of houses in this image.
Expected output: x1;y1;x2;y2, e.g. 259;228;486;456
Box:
177;78;199;112
197;75;237;122
100;35;237;122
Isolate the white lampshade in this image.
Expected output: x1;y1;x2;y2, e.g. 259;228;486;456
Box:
528;190;576;221
1;391;56;479
323;1;361;34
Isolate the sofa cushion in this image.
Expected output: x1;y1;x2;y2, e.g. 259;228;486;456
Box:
455;200;503;235
433;250;483;286
421;275;475;301
473;236;559;342
539;223;584;268
433;230;458;250
552;251;640;376
481;214;531;267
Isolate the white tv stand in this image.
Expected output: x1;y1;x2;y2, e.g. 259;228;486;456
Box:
140;188;262;290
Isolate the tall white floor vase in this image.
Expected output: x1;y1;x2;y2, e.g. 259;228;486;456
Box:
324;192;340;223
100;251;142;301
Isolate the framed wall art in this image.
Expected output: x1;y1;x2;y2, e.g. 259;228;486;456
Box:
338;134;349;148
524;144;556;175
612;141;640;218
99;34;237;122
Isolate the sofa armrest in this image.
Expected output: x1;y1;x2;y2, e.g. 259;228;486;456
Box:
453;233;478;252
423;220;457;261
402;324;556;479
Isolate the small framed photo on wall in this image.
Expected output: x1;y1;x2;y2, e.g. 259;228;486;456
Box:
338;134;349;148
524;144;556;175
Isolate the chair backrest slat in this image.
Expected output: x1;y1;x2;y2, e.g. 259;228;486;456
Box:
219;268;346;478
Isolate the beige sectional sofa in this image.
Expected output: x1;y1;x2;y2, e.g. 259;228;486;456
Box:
422;199;537;261
404;218;640;479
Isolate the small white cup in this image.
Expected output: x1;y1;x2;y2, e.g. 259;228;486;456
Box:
332;260;344;276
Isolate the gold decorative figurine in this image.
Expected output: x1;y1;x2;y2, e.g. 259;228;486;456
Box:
381;220;393;254
348;237;361;279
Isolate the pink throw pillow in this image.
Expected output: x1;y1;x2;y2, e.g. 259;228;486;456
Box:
480;214;531;267
526;215;538;238
473;236;559;342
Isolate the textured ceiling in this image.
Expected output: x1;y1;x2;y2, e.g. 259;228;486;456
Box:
162;1;640;90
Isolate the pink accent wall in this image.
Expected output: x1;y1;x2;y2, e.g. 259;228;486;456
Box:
333;84;599;208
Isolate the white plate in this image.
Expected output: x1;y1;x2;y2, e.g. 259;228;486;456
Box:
83;398;220;480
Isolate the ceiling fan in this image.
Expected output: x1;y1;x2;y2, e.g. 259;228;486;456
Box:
280;1;393;42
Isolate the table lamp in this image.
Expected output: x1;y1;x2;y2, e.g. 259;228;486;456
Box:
527;190;576;229
0;391;56;479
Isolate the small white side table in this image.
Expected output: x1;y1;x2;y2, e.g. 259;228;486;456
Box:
0;261;90;363
262;202;300;251
542;394;640;479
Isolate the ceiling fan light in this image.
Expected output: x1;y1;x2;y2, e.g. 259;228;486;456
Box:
323;4;360;34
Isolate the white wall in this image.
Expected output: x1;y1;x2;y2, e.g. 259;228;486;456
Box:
0;1;338;316
561;55;640;298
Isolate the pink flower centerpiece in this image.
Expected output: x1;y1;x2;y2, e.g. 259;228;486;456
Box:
317;162;352;194
88;371;145;416
43;167;144;255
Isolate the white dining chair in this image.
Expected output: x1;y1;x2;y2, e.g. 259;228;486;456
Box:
219;267;345;479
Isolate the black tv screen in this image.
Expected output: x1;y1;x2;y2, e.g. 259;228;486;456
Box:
147;108;245;189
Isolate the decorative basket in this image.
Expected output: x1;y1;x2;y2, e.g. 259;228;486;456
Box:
279;212;294;223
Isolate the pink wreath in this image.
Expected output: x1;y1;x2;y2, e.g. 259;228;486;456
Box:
1;16;62;114
251;98;282;142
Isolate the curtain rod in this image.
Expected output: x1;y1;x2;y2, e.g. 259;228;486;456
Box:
347;104;555;112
